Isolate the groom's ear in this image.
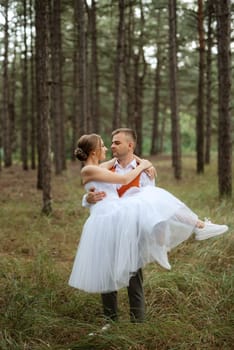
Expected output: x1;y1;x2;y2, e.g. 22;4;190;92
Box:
130;142;136;151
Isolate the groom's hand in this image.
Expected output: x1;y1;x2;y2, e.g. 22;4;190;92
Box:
86;187;106;204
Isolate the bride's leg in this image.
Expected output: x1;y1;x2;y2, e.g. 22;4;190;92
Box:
172;209;228;240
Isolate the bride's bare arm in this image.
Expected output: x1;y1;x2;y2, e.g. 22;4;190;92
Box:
81;159;152;185
100;156;156;178
99;158;117;169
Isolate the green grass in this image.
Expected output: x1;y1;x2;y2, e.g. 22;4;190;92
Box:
0;157;233;349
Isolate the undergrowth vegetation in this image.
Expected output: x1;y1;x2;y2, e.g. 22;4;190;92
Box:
0;156;233;350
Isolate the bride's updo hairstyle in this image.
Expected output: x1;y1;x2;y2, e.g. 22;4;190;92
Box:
74;134;101;161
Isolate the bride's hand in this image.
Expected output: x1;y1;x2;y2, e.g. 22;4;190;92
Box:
134;154;157;178
145;166;157;179
139;159;152;170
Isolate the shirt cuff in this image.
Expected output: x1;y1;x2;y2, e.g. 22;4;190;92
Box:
82;194;92;208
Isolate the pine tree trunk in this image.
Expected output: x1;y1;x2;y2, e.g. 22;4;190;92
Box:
205;0;214;165
168;0;181;179
50;0;65;174
160;106;167;153
2;0;12;167
90;0;100;133
35;0;52;214
86;2;94;132
196;0;205;173
21;0;29;171
71;0;79;160
9;23;17;159
76;0;88;134
29;0;36;170
124;1;134;128
113;0;125;130
133;53;146;156
133;53;142;155
133;0;146;156
151;11;162;155
215;0;232;197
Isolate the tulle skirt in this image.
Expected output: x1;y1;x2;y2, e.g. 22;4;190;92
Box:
69;186;198;293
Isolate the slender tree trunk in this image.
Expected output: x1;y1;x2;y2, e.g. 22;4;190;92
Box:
124;1;134;127
71;0;79;160
215;0;232;197
151;11;162;155
35;0;52;214
0;108;2;170
90;0;100;133
76;0;88;134
205;0;214;164
0;135;2;171
168;0;181;179
159;106;167;153
29;0;36;169
9;20;18;157
133;54;141;154
131;0;146;156
133;62;145;156
113;0;125;129
86;1;93;132
50;0;65;174
2;0;12;167
21;0;29;171
58;14;66;171
196;0;205;173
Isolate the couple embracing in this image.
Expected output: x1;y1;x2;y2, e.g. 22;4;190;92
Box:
69;128;228;324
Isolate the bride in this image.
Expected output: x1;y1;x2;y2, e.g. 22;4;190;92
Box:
68;133;228;293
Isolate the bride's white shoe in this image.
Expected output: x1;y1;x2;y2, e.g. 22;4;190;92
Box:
195;218;228;240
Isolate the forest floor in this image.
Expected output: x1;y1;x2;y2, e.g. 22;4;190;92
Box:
0;155;233;350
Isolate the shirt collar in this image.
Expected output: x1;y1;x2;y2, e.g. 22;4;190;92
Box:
114;158;137;169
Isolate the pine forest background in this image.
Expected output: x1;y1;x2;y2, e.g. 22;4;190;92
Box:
0;0;233;212
0;1;234;349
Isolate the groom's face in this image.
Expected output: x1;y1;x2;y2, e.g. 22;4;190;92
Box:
111;132;134;160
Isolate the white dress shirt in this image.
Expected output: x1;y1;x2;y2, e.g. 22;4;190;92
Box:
113;159;155;189
82;158;155;207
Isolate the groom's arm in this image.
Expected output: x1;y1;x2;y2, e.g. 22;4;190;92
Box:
82;187;106;207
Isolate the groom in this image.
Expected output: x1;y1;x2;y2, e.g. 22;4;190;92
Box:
83;128;156;323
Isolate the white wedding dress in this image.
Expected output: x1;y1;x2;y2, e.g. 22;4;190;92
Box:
68;182;198;293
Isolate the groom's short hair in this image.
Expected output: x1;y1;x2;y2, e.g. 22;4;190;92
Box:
112;128;137;144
